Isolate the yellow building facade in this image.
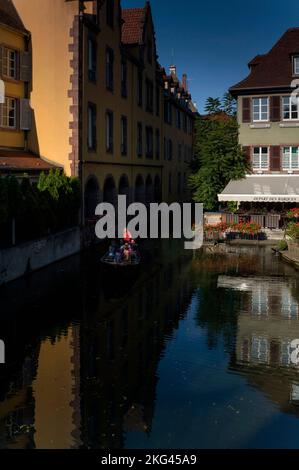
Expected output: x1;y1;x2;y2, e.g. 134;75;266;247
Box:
13;0;197;217
0;0;29;149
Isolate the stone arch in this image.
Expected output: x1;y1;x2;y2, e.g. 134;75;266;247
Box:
154;174;162;203
84;175;100;219
103;175;117;206
134;174;145;203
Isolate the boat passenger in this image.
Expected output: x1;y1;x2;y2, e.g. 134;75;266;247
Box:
123;228;132;243
115;249;122;263
123;243;131;262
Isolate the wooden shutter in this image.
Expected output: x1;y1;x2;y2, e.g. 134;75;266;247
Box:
19;51;32;82
0;79;4;105
20;98;32;130
270;96;281;122
242;97;251;122
270;146;281;171
243;146;251;169
0;45;3;78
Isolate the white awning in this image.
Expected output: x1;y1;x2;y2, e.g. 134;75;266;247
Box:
218;175;299;202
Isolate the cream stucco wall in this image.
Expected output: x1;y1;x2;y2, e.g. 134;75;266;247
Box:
13;0;79;174
238;94;299;146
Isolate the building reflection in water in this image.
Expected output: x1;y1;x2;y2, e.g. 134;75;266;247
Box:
218;274;299;415
0;242;194;449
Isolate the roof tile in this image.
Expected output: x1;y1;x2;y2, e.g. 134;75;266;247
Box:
230;28;299;92
122;7;145;45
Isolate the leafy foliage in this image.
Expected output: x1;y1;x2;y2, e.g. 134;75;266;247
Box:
0;171;80;247
189;117;249;209
204;93;237;117
204;97;222;114
287;222;299;240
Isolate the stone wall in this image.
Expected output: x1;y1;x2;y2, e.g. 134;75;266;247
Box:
0;227;81;285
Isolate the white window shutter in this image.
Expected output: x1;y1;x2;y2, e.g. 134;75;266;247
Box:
19;51;32;82
20;98;32;130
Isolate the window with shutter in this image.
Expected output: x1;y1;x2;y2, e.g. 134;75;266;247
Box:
0;79;4;104
270;96;281;122
0;46;3;78
20;98;32;130
242;97;251;122
270;146;281;171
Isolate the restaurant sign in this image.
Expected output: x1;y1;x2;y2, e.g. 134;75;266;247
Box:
253;196;299;202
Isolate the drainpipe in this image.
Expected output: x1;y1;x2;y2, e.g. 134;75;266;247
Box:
78;0;84;226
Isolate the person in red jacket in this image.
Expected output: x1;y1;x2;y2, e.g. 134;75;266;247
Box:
123;228;132;243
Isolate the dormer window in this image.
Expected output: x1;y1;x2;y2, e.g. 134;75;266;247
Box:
293;56;299;75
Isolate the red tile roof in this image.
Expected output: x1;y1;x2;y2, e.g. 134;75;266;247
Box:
122;7;145;45
0;0;27;33
230;28;299;93
0;150;60;173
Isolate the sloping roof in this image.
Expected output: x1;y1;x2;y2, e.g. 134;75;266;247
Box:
0;0;27;33
0;150;61;173
230;28;299;92
121;7;145;45
218;175;299;202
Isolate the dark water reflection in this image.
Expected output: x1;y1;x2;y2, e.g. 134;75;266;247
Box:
1;242;299;449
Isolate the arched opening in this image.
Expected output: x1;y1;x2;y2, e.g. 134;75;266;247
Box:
134;175;145;203
103;175;116;206
84;176;100;219
154;175;161;203
118;174;130;204
145;174;154;205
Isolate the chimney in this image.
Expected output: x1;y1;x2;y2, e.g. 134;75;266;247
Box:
169;65;176;77
182;73;188;92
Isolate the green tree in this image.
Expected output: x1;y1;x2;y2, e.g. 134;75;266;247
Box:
204;97;222;114
222;91;237;116
189;117;249;210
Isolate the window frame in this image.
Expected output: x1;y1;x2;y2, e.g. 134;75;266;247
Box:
282;95;299;121
155;129;160;160
121;58;127;98
252;96;269;122
2;47;18;80
252;146;270;170
146;78;154;113
145;126;153;159
293;56;299;75
120;115;128;156
88;37;97;83
0;96;18;129
105;110;114;153
282;146;299;170
137;122;143;157
105;47;114;91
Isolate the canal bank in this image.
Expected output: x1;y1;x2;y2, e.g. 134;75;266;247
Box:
0;224;101;286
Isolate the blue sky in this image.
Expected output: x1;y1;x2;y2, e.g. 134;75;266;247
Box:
122;0;299;112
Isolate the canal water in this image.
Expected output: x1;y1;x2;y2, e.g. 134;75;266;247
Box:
1;241;299;449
